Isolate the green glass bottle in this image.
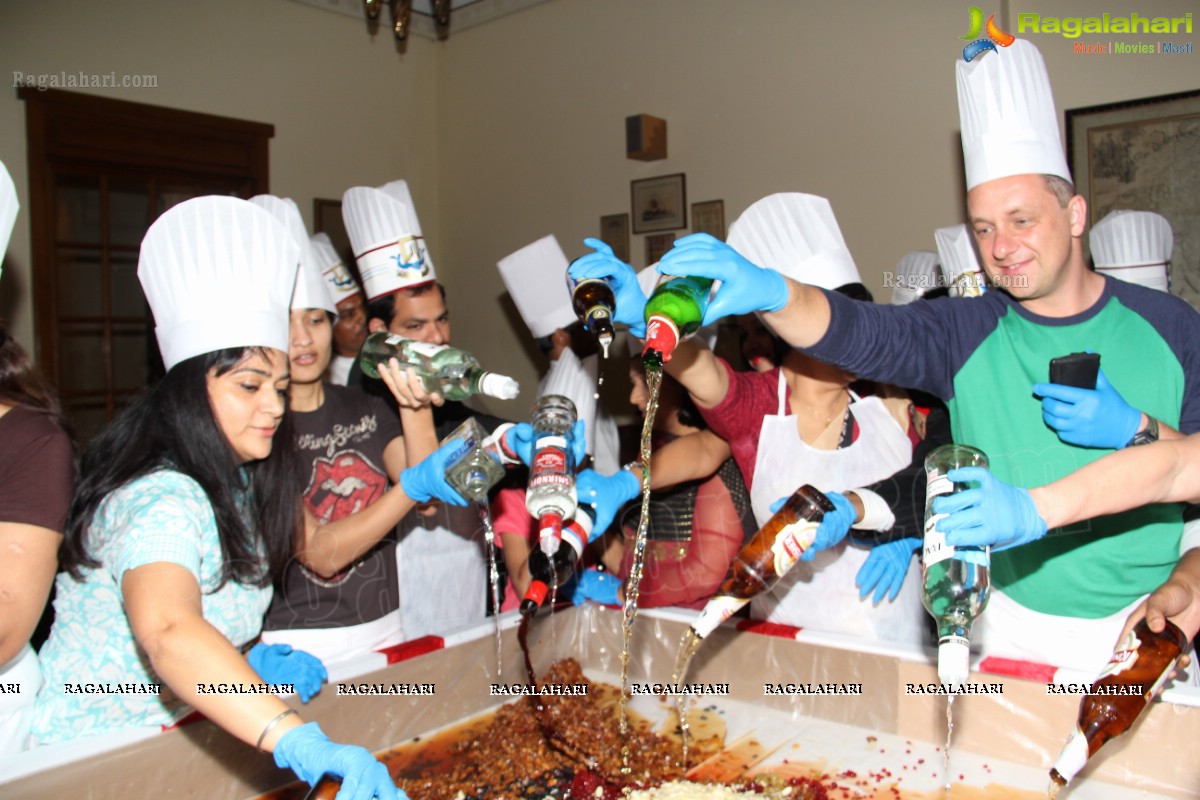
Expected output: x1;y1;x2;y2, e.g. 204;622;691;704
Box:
642;275;714;366
357;332;519;401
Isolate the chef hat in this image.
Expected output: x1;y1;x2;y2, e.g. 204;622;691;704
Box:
935;224;987;298
311;232;363;306
139;196;297;370
957;39;1071;191
890;251;941;305
0;160;18;279
249;195;336;314
497;235;576;339
1089;210;1172;293
636;265;718;350
726;193;861;291
342;179;435;301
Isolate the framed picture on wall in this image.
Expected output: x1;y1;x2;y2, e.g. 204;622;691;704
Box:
1066;89;1200;309
645;232;675;266
690;199;726;240
631;173;687;234
313;198;354;267
599;213;630;263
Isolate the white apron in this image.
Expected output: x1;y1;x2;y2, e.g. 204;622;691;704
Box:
0;644;41;755
748;375;926;645
396;503;488;640
260;608;405;666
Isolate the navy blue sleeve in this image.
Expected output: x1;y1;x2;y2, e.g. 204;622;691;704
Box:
1105;278;1200;434
804;290;1006;402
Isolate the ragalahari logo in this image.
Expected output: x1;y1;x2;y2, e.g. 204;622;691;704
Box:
961;7;1016;61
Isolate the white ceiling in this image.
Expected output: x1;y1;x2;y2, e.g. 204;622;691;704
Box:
289;0;552;39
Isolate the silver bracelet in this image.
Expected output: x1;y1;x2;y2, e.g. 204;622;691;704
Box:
256;708;300;752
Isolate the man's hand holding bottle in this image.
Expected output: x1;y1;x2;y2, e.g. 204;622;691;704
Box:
568;238;648;337
576;467;642;539
657;233;790;325
933;466;1047;551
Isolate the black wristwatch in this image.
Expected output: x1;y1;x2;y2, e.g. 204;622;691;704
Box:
1127;415;1160;447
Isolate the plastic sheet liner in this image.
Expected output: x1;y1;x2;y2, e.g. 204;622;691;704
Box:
2;605;1196;799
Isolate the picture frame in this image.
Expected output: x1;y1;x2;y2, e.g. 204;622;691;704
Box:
599;213;630;263
1066;89;1200;309
631;173;687;234
690;199;726;240
645;232;675;266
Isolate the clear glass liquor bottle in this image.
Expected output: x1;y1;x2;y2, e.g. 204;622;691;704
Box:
921;443;991;687
525;394;579;546
440;417;505;504
357;331;519;400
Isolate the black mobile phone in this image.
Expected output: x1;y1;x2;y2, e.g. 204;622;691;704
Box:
1049;352;1100;389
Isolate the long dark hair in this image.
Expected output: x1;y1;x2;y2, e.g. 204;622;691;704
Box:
60;347;302;589
0;322;73;437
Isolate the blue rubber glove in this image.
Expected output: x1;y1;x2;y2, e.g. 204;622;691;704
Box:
767;490;856;562
855;538;921;604
933;466;1048;552
399;440;468;506
571;568;622;606
569;238;648;337
274;722;402;800
657;233;790;326
246;643;327;703
576;467;642;540
503;420;588;469
1032;367;1141;450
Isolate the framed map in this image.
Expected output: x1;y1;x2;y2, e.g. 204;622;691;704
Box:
1066;90;1200;310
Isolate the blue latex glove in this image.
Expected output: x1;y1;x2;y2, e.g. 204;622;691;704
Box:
576;467;642;540
399;440;468;506
274;722;403;800
1032;367;1141;449
657;233;790;326
246;643;327;704
571;568;622;606
933;466;1048;552
569;238;648;337
767;490;856;562
503;419;588;469
855;538;921;604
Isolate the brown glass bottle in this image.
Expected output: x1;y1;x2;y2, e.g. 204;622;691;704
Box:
1048;618;1188;796
690;485;835;638
303;773;342;800
567;274;617;357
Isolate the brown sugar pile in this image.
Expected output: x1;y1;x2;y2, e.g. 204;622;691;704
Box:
395;658;686;800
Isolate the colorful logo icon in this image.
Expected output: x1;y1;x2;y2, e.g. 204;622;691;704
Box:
961;7;1016;61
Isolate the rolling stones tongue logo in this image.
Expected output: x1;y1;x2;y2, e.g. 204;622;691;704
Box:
306;452;388;526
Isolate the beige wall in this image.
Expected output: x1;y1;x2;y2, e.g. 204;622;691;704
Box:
1;0;1196;420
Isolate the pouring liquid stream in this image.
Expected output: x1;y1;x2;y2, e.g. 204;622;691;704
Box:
619;364;663;773
944;695;955;793
671;627;703;768
478;500;503;677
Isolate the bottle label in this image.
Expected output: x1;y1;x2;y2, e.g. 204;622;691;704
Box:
923;474;988;567
404;340;449;359
771;520;821;577
692;595;747;639
529;436;571;488
586;305;611;322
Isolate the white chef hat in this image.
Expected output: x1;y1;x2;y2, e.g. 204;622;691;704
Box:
342;179;435;301
935;224;987;298
636;264;718;350
497;235;577;339
890;250;941;305
249;195;336;314
1089;210;1172;293
957;39;1071;191
311;232;363;306
726;193;861;291
0;160;18;279
139;196;297;370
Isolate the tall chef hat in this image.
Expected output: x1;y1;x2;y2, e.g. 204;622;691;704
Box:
139;196;297;370
311;232;363;305
727;193;861;291
957;39;1071;190
637;264;718;350
0;160;18;279
249;195;336;314
1089;210;1172;293
890;250;941;305
497;235;576;339
342;179;435;301
935;224;987;298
